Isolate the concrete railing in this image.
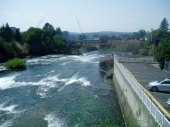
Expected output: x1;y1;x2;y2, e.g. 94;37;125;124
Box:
114;55;170;127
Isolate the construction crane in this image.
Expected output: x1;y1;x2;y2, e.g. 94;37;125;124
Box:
37;15;46;28
75;16;83;33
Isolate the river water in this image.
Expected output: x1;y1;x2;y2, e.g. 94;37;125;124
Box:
0;52;125;127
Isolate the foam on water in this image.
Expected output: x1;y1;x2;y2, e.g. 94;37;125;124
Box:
48;70;55;73
27;58;52;66
37;75;91;97
36;75;42;77
69;55;95;63
0;68;91;98
58;75;91;91
36;75;65;98
0;66;8;72
44;114;65;127
64;75;78;85
78;77;91;86
60;61;71;66
58;56;68;61
0;120;12;127
0;75;17;90
68;53;104;64
0;102;18;114
64;76;90;86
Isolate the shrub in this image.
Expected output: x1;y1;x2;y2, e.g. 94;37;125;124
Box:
6;58;26;70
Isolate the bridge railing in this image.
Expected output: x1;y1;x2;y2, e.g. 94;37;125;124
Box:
114;55;170;127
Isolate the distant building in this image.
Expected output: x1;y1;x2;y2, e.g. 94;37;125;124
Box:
92;36;99;41
10;27;20;33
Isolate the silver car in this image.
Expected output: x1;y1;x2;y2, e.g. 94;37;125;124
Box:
148;78;170;92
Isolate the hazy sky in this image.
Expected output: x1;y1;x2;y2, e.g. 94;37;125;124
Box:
0;0;170;32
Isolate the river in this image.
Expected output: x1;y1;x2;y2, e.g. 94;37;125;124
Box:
0;51;125;127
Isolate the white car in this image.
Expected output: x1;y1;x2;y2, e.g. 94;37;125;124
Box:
148;78;170;92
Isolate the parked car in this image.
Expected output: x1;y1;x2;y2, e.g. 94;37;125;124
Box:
167;98;170;105
148;78;170;92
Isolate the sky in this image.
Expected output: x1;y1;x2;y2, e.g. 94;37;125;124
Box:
0;0;170;32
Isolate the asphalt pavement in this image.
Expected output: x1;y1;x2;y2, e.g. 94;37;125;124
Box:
122;62;170;113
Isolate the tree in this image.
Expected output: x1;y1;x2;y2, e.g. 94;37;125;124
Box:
42;23;56;38
0;22;71;62
131;29;146;40
43;22;55;31
23;27;44;55
155;39;170;69
0;23;13;42
53;35;67;53
160;18;169;32
0;37;8;61
56;27;62;35
138;29;146;38
151;18;169;46
99;35;109;43
15;29;22;42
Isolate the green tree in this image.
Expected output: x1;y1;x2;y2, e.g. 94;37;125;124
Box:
155;39;170;69
53;35;67;53
158;18;169;40
42;23;56;39
0;37;8;61
151;18;169;46
131;29;146;40
23;27;44;55
138;29;146;38
0;23;13;42
43;22;55;31
99;35;109;43
15;29;22;42
56;27;62;35
0;37;22;61
160;18;169;32
0;22;71;62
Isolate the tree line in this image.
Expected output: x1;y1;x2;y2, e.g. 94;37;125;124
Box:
152;18;170;69
0;19;170;69
0;23;70;62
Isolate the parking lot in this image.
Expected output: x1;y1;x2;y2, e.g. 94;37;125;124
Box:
122;62;170;113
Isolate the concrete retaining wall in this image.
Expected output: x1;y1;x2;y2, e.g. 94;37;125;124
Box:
113;62;157;127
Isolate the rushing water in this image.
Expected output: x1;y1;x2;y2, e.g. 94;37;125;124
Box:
0;52;125;127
